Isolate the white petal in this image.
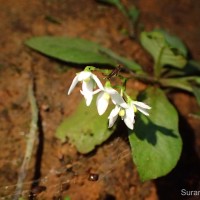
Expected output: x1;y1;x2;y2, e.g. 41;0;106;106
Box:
96;92;109;115
85;94;93;106
82;79;94;94
108;114;118;128
123;106;135;130
91;74;104;90
132;101;151;116
132;101;151;110
124;115;134;130
77;71;91;81
126;107;135;124
106;88;128;108
80;90;93;106
108;106;120;128
93;88;102;95
120;107;135;129
108;105;120;119
137;108;150;116
68;75;79;95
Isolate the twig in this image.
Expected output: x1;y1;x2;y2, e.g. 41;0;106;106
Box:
13;82;39;200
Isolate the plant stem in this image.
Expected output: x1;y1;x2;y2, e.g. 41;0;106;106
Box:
13;83;39;200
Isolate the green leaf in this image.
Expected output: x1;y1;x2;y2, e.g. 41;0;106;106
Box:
129;87;182;181
140;31;187;71
64;196;71;200
160;76;200;107
55;97;115;154
26;36;116;65
99;47;142;71
161;75;200;89
185;76;200;85
160;77;193;92
160;76;200;93
25;36;141;72
156;29;187;57
162;60;200;78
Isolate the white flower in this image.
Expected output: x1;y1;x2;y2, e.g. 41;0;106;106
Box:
108;105;121;128
96;87;127;115
108;99;151;130
68;71;104;106
121;105;136;129
108;103;135;130
131;101;151;116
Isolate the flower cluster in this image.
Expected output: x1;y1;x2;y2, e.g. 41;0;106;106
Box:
68;68;151;130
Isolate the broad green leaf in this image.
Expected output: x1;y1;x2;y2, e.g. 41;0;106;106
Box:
161;60;200;78
129;87;182;181
183;76;200;85
99;47;142;71
160;76;200;106
140;31;187;69
25;36;141;72
160;77;193;92
156;29;187;56
160;76;200;93
26;36;116;65
56;98;115;154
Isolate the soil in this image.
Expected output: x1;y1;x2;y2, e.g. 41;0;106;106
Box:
0;0;200;200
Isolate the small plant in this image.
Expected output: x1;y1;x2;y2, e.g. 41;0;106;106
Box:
25;2;200;181
67;65;151;130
